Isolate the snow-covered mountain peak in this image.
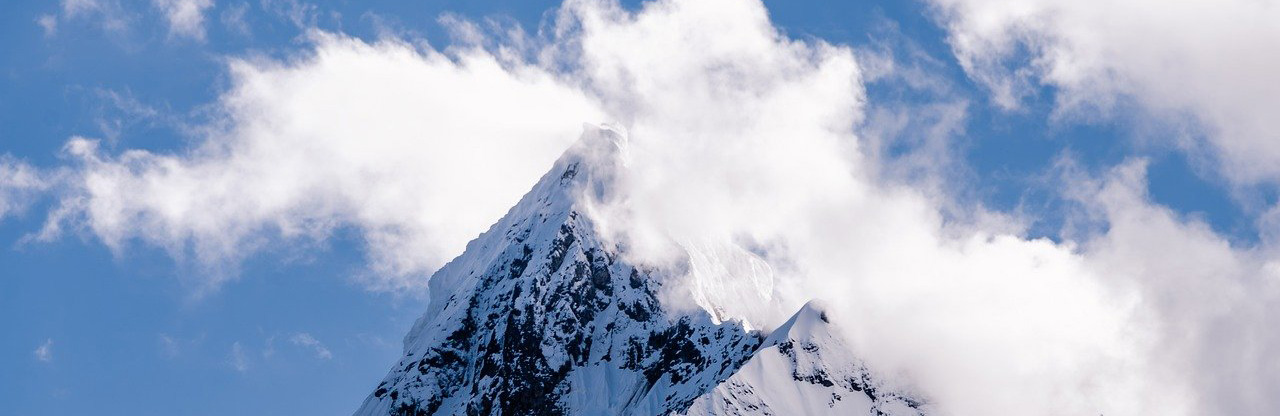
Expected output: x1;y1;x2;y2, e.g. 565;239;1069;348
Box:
686;299;927;416
412;124;624;324
356;130;926;416
762;300;831;345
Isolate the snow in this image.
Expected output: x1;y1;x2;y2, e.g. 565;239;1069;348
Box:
684;302;926;415
354;126;926;415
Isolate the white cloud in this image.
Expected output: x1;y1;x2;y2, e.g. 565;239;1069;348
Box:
926;0;1280;184
89;88;165;142
289;332;331;359
158;333;205;358
50;0;212;40
158;334;179;358
854;24;976;211
37;14;58;37
59;0;131;34
260;0;318;29
43;32;603;292
34;339;54;362
220;2;251;37
62;0;103;17
31;0;1280;414
227;341;248;372
0;157;50;222
152;0;214;41
1071;160;1280;415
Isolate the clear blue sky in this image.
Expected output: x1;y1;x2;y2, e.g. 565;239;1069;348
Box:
0;0;1257;415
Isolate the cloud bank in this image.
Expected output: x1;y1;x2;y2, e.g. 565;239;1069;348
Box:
22;0;1280;414
927;0;1280;184
42;32;602;291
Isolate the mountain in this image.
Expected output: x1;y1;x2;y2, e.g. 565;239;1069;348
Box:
354;126;926;416
683;301;924;415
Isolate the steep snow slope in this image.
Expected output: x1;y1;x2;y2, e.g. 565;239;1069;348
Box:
354;126;925;415
683;302;925;416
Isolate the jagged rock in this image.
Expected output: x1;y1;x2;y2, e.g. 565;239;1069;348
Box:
355;126;925;416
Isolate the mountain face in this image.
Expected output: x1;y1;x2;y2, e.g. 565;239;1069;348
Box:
354;126;926;416
683;302;924;416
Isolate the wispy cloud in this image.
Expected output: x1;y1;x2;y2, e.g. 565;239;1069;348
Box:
159;334;179;358
220;2;251;37
59;0;132;35
85;88;166;142
34;339;54;363
260;0;317;29
0;157;51;222
157;333;204;358
36;14;58;37
227;341;248;372
855;19;974;206
289;333;332;360
151;0;215;41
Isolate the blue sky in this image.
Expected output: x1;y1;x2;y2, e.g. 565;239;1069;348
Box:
1;0;1275;415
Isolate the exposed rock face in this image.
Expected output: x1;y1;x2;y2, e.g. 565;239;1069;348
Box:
354;127;925;416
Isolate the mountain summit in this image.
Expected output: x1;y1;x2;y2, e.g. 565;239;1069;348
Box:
354;126;925;416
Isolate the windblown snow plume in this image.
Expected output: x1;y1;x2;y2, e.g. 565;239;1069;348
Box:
32;0;1280;414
